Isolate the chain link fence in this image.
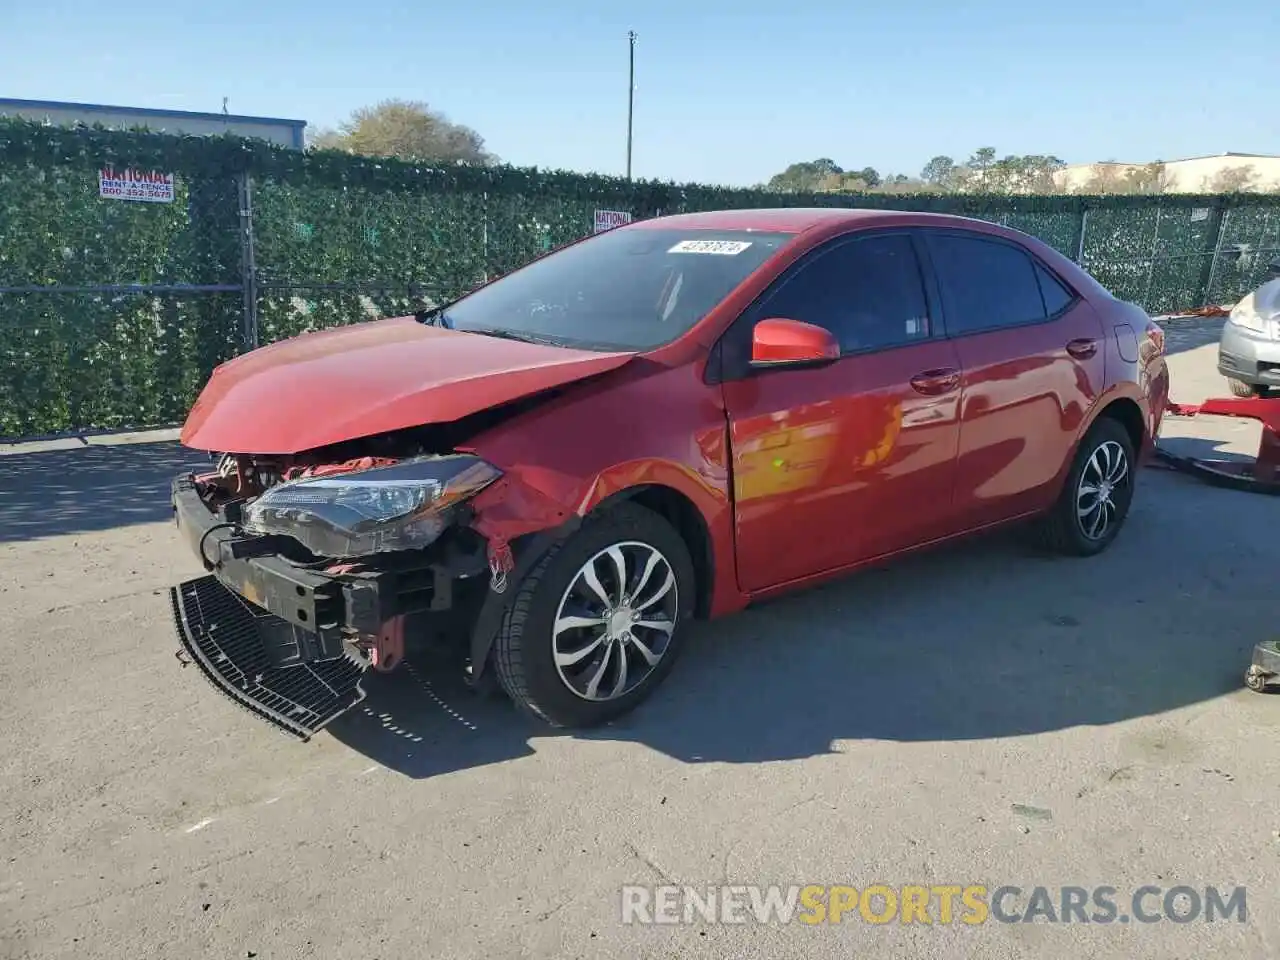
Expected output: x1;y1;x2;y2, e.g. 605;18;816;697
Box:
3;121;1280;440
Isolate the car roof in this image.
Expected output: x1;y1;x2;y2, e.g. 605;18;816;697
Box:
630;207;990;235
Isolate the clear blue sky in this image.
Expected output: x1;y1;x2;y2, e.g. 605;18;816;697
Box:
6;0;1273;186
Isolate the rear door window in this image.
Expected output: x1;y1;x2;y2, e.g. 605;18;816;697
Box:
925;233;1051;335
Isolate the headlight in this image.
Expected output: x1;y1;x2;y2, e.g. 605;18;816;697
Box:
241;454;501;559
1230;294;1264;332
1230;292;1280;339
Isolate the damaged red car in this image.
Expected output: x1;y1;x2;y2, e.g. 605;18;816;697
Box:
169;208;1170;738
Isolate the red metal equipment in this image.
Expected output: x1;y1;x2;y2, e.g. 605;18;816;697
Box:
1151;395;1280;495
1150;393;1280;693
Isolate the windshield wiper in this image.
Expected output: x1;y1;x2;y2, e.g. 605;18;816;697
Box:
463;327;564;346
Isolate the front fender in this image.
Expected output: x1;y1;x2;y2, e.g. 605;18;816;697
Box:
457;361;748;678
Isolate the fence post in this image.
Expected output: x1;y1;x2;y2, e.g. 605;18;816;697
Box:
237;171;259;350
1072;203;1089;264
482;190;490;283
1195;198;1228;309
1141;201;1164;309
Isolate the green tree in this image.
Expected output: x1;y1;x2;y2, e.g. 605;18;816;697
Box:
855;166;881;188
765;158;844;192
920;155;958;190
965;147;998;190
1016;155;1066;194
311;99;496;164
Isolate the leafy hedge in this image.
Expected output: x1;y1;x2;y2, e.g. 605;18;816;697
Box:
3;116;1280;439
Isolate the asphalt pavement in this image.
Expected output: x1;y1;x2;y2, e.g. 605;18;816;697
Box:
2;317;1278;959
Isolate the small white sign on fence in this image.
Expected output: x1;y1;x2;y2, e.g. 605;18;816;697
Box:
1190;207;1209;223
98;167;175;203
594;209;632;233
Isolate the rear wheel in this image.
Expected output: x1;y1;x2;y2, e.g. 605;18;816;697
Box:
492;502;695;728
1032;417;1136;557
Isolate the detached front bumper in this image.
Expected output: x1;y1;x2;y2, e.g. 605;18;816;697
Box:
169;475;475;739
170;575;368;739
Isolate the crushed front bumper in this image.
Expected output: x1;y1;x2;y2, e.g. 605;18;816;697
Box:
169;474;479;739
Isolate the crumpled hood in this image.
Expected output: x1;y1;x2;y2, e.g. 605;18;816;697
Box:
180;316;634;454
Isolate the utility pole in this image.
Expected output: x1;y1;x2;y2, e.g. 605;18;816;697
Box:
626;30;636;180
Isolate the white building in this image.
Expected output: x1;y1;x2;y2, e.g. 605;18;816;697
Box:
1055;153;1280;193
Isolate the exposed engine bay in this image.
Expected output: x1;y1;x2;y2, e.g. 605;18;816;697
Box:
192;415;496;504
169;417;540;739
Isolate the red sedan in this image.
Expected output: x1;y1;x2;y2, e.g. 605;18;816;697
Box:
169;208;1170;737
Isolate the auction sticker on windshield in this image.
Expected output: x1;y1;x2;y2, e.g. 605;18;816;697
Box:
668;240;753;255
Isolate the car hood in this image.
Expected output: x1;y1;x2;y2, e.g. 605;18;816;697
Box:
180;316;635;454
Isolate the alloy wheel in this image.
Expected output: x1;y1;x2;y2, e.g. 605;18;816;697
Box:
1076;439;1130;541
551;541;680;702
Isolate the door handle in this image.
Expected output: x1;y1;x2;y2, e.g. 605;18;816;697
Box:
909;368;960;396
1066;338;1098;359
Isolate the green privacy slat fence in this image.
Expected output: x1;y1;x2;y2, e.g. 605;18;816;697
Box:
3;118;1280;439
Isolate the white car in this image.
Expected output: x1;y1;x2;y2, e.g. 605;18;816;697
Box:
1218;265;1280;398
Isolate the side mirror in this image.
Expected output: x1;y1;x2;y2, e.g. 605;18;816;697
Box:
750;318;840;369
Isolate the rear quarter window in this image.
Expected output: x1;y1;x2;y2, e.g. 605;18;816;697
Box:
1035;262;1076;316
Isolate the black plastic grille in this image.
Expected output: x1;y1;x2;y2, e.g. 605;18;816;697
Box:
170;574;367;740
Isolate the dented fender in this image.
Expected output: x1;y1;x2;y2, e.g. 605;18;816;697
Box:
460;461;723;685
462;472;581;685
453;360;749;681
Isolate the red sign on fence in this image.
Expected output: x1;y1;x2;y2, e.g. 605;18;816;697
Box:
98;167;175;203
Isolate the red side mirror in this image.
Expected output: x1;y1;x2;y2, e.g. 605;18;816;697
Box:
751;318;840;368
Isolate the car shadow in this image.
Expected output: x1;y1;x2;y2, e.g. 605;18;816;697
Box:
0;442;208;543
1160;316;1224;357
1154;434;1254;464
327;466;1280;777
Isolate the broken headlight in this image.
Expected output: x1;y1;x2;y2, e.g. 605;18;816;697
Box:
241;455;501;559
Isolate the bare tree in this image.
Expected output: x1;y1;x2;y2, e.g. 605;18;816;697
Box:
1203;165;1259;193
1077;164;1132;194
1122;162;1170;194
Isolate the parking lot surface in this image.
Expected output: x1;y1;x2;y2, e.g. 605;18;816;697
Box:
2;317;1278;959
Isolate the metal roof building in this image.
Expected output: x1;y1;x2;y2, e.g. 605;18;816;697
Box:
0;97;307;149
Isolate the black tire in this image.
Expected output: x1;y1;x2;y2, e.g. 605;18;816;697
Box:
1031;417;1137;557
492;501;696;728
1227;378;1257;398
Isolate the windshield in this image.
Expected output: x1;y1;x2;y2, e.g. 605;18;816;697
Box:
437;227;795;351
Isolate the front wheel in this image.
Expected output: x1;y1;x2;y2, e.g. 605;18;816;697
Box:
1031;417;1136;557
1227;378;1258;398
492;502;696;728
